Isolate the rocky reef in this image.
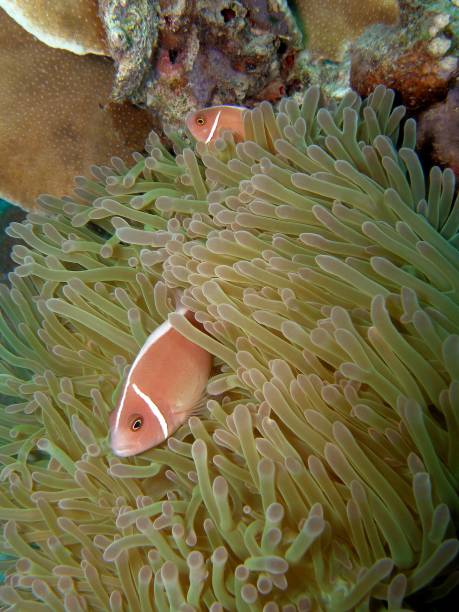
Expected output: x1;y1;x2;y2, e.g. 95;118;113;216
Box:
351;0;458;110
138;1;303;129
100;0;402;128
3;0;458;211
99;0;159;101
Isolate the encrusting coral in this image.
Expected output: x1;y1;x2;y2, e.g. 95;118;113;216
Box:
0;84;458;610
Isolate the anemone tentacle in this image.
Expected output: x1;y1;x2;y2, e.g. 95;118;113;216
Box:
0;85;458;610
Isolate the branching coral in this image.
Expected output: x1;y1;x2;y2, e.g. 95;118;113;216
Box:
0;85;458;610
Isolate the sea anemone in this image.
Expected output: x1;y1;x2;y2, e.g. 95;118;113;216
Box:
0;85;458;610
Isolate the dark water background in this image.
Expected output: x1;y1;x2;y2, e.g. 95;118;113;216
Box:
0;199;26;580
0;199;26;284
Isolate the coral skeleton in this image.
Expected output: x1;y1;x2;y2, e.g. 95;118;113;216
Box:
0;85;458;610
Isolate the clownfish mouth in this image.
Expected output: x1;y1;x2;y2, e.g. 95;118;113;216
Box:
111;444;137;457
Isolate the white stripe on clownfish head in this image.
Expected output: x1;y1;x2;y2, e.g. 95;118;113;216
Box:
132;383;168;438
114;304;188;431
205;110;222;144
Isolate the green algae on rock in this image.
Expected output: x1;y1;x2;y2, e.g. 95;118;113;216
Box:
0;86;458;609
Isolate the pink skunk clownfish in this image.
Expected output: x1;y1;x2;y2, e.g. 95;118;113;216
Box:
186;105;247;144
109;306;212;457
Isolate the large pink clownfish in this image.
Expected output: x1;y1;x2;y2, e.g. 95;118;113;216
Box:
186;105;247;144
110;307;212;457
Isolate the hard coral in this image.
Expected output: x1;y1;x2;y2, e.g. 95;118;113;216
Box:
0;0;108;55
351;0;459;110
0;8;153;211
292;0;399;61
0;86;458;609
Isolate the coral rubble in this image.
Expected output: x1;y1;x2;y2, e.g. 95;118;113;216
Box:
0;86;458;609
0;8;153;211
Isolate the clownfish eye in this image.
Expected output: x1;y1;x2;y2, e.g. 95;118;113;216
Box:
131;417;143;431
196;116;205;126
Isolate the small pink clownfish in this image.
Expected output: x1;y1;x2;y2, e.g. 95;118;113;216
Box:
186;105;247;144
110;306;212;457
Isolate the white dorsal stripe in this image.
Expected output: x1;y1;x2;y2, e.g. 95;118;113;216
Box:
114;305;188;431
133;383;168;439
205;110;222;144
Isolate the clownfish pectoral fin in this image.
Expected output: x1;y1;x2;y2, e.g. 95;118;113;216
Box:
172;393;208;418
191;394;208;417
